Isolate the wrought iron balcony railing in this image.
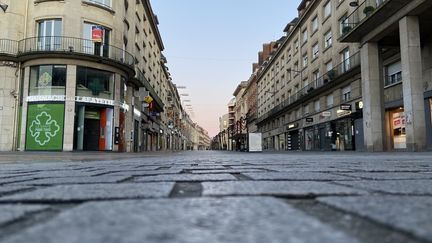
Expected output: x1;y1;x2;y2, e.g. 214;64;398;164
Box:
340;0;388;38
17;36;134;66
0;39;19;56
257;51;361;124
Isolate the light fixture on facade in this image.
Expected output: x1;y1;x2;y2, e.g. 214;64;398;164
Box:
0;3;8;12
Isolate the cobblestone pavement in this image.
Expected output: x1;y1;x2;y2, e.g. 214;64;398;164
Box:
0;151;432;243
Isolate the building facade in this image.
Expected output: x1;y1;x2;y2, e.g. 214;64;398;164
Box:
0;0;205;152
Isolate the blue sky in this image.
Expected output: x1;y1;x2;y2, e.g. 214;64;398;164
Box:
150;0;299;136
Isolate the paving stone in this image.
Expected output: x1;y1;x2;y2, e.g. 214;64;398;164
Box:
243;172;354;181
106;169;183;177
1;197;360;243
318;196;432;242
334;172;432;180
335;180;432;195
202;181;365;197
134;174;237;182
14;176;130;186
191;169;264;174
0;183;175;202
0;176;39;185
0;205;49;226
0;185;33;195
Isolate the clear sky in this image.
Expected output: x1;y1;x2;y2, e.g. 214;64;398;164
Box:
150;0;299;137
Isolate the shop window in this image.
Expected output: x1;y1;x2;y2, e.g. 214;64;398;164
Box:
76;66;114;100
29;65;67;96
392;111;406;149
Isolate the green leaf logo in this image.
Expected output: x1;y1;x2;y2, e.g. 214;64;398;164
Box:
29;111;60;146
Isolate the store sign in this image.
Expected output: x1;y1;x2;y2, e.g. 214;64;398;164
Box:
340;104;352;111
337;109;352;118
27;95;66;102
305;117;313;123
143;95;153;104
321;111;331;117
75;96;115;106
92;26;103;43
26;104;64;151
287;123;298;129
38;72;52;87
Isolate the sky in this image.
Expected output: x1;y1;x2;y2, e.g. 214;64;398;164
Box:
150;0;299;137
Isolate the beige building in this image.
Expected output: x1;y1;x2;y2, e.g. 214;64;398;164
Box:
256;0;362;151
0;0;201;152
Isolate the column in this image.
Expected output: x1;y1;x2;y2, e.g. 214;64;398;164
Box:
63;65;77;151
113;74;121;152
361;42;385;151
18;67;30;151
399;16;427;151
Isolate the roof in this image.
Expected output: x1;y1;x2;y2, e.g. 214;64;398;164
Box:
233;81;249;96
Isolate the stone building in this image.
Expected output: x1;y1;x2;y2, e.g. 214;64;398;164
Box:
0;0;202;152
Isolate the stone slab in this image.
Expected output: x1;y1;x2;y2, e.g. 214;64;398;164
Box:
0;183;175;202
243;172;354;181
202;181;365;196
1;197;360;243
318;196;432;241
0;185;33;195
14;176;130;186
334;172;432;180
191;169;264;174
134;174;237;182
336;180;432;195
0;205;49;226
106;169;183;177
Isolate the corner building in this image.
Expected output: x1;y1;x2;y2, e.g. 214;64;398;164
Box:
0;0;174;152
257;0;362;151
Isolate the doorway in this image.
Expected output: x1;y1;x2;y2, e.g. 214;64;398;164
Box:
84;118;100;151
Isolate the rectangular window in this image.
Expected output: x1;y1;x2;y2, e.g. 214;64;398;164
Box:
312;16;318;32
37;19;62;50
314;100;320;112
326;61;333;72
385;61;402;86
341;49;350;72
340;15;349;36
302;29;308;43
29;65;67;96
87;0;111;7
294;39;299;52
83;22;111;57
304;104;310;115
324;1;331;18
302;54;308;68
324;30;332;48
312;43;319;59
342;85;351;102
76;66;114;100
327;94;334;107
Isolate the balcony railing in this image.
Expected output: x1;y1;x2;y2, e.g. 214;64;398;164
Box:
385;72;402;87
17;36;134;67
340;0;388;39
257;51;361;124
0;39;19;56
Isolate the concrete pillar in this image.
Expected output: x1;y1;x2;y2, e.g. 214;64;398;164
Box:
19;67;30;151
399;16;427;151
63;65;77;151
113;74;121;152
361;42;385;151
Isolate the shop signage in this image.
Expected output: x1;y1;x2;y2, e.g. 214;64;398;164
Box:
143;95;153;104
340;104;352;111
305;117;313;123
26;104;64;151
356;101;363;110
287;123;298;129
92;26;103;43
321;111;331;117
337;109;352;118
38;72;52;87
75;96;115;106
27;95;66;102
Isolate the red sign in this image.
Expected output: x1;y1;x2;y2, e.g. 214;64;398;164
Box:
92;26;103;43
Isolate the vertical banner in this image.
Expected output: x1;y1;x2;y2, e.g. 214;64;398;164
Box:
92;26;103;43
26;104;65;151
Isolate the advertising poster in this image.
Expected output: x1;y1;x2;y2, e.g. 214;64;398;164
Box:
26;104;65;151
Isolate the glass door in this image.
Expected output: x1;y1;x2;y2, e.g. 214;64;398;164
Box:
38;19;62;51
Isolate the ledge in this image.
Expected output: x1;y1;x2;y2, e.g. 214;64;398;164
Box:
82;0;115;14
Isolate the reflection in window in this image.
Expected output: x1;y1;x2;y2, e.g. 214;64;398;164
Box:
76;66;114;100
29;65;66;96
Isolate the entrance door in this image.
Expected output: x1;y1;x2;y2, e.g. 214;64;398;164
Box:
354;118;364;151
84;119;100;151
319;127;326;150
133;120;139;152
290;131;300;151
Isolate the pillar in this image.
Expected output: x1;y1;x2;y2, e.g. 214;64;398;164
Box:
399;16;426;151
63;65;76;151
361;42;385;151
18;67;30;151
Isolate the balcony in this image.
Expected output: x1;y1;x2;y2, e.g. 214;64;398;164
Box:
16;36;134;72
340;0;411;42
256;52;360;124
0;39;19;61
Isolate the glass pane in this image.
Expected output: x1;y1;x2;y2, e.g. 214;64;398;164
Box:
29;65;66;96
76;67;114;100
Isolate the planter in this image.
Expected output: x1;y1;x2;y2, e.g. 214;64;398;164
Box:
363;6;375;17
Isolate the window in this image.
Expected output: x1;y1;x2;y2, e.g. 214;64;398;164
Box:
29;65;67;96
324;1;331;18
76;66;114;99
294;39;299;52
339;15;348;36
342;85;351;102
312;43;319;59
304;104;310;115
37;19;62;50
314;100;320;112
302;53;308;68
326;61;333;72
327;94;334;107
83;22;111;57
341;49;350;72
87;0;111;7
313;70;320;82
312;16;318;32
385;61;402;86
302;29;308;43
324;30;332;48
